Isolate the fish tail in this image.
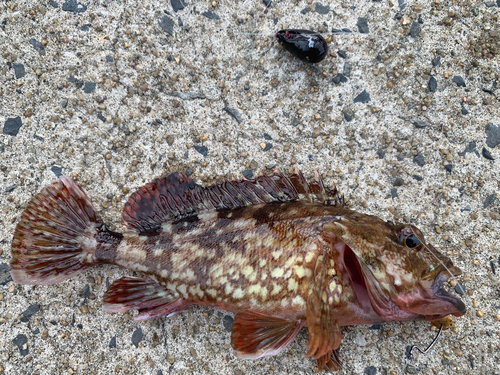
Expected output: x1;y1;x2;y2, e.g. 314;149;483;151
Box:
10;176;121;285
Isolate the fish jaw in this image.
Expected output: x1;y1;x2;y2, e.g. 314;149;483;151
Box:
390;266;466;319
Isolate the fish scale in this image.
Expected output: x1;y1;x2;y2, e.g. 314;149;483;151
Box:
10;168;466;371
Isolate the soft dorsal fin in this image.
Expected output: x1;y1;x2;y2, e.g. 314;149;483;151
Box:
122;167;343;234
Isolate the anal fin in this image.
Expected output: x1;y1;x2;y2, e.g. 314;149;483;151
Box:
102;277;189;321
231;310;303;360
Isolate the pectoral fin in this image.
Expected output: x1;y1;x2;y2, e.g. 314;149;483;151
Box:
305;291;341;360
317;348;342;371
231;310;303;360
102;277;189;321
305;249;342;360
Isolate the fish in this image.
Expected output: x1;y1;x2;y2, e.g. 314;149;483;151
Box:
10;168;466;371
275;29;328;63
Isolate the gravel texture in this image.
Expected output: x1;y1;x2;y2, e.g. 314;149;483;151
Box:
1;0;499;374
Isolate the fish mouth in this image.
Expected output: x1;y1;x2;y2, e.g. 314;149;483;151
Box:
431;267;466;317
395;265;466;319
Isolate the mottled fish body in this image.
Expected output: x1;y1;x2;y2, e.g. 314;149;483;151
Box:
10;169;465;371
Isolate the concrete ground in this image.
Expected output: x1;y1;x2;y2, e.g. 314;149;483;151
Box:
1;0;499;374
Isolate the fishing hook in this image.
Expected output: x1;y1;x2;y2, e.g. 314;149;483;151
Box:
405;324;443;364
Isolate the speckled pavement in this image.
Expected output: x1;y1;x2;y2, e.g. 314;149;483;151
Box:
1;0;499;374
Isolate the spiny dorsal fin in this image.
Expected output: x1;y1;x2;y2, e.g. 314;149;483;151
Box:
121;168;344;234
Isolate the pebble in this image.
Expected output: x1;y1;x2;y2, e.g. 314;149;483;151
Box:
353;89;371;104
343;112;353;122
224;107;243;124
223;315;234;332
261;143;272;152
0;264;12;286
202;11;220;20
13;63;25;79
343;62;352;77
20;304;40;322
109;336;117;348
482;147;494;160
452;76;466;87
83;82;96;94
3;116;23;136
62;0;88;13
458;142;479;158
483;193;496;209
189;347;198;358
413;120;429;128
428;77;437;92
391;188;398;199
413;154;425;167
81;285;90;299
460;104;469;115
333;74;348;84
29;38;46;56
194;145;208;157
485;123;500;148
132;328;143;348
315;3;330;14
12;334;29;356
357;17;369;34
171;0;187;12
364;366;377;375
51;166;63;177
410;22;420;38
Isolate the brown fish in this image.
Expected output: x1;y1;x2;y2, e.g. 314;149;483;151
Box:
10;168;466;371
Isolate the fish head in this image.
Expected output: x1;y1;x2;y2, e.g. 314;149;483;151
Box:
323;214;466;322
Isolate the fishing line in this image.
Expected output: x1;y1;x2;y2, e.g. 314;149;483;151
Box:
405;323;443;364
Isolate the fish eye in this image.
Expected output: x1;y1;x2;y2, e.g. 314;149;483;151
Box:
404;234;421;249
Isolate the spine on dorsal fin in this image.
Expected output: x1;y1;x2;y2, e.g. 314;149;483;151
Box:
121;168;344;235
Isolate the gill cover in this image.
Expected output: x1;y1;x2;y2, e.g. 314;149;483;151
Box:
323;216;466;321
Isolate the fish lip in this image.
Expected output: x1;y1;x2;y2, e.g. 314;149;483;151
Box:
433;269;467;316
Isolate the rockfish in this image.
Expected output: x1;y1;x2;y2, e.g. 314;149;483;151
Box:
10;169;466;371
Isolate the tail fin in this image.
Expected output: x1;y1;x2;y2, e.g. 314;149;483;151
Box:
10;176;104;285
